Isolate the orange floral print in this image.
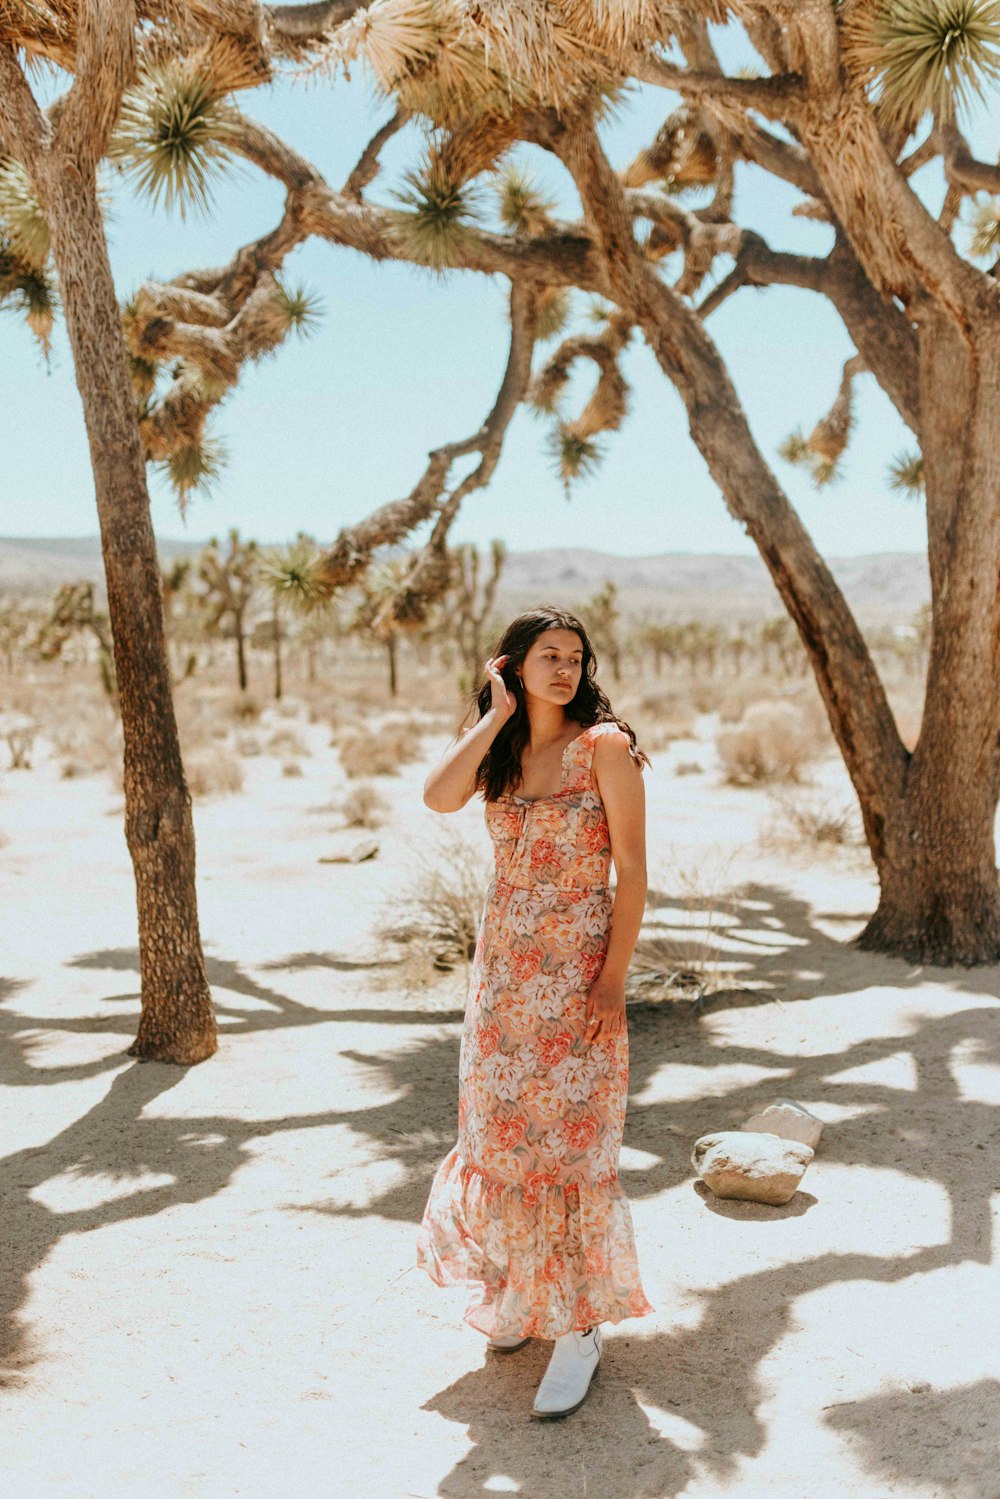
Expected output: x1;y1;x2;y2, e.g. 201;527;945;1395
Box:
417;723;653;1339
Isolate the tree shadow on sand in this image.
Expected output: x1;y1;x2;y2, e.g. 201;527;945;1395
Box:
0;943;396;1383
3;882;998;1495
285;880;1000;1497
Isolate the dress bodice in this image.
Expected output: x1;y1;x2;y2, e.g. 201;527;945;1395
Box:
484;723;617;893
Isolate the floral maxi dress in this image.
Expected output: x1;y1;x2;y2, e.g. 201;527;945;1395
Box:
417;722;653;1338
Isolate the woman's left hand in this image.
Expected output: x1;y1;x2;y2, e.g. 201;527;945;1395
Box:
584;971;627;1042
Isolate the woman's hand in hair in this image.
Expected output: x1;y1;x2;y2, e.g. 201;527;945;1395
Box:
484;655;517;721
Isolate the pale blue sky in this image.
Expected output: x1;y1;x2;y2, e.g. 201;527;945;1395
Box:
1;24;994;556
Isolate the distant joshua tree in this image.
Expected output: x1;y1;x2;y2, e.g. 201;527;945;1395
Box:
453;539;506;683
195;530;259;694
36;582;117;702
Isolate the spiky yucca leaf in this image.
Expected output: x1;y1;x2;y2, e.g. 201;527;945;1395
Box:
968;195;1000;257
851;0;1000;123
269;282;324;339
888;449;926;494
111;59;240;218
258;537;332;612
0;158;50;271
129;354;159;402
389;159;483;269
778;430;811;465
159;434;227;516
0;246;56;353
536;287;572;342
496;164;555;234
547;426;603;490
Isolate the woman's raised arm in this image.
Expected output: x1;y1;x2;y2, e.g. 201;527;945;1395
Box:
423;656;515;812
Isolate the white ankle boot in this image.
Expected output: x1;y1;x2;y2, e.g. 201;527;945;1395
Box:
487;1332;530;1352
531;1327;602;1419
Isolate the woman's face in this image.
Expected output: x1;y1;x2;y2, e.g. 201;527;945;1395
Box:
516;628;585;707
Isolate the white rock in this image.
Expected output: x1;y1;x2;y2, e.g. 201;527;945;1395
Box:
742;1098;824;1151
692;1130;813;1206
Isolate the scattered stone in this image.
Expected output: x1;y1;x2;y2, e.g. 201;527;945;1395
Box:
742;1098;824;1151
692;1130;813;1206
318;837;379;864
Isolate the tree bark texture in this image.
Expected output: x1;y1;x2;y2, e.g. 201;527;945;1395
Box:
860;315;1000;961
43;159;217;1061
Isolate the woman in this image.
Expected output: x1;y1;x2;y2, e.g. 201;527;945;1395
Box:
417;606;653;1419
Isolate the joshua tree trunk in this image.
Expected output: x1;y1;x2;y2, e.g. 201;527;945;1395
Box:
272;604;283;701
386;632;398;697
44;159;216;1061
860;317;1000;961
235;611;248;692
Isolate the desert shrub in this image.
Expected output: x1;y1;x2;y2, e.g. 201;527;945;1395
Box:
674;760;703;776
45;692;122;776
338;724;423;778
2;715;35;769
716;700;826;786
236;733;262;757
267;727;309;758
227;691;262;723
762;788;865;851
281;760;303;778
185;749;244;798
632;857;741;1003
380;828;490;970
340;781;391;829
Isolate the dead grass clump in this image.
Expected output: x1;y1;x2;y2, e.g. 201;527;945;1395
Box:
267;728;309;758
631;856;742;1005
379;827;490;971
1;714;36;769
282;760;303;778
717;700;825;786
338;724;423;779
340;782;391;829
236;733;262;757
227;691;262;723
675;760;703;776
185;749;244;798
762;788;866;853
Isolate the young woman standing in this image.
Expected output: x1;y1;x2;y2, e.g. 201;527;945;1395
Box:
417;607;653;1419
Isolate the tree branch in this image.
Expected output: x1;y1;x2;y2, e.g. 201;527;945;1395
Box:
935;119;1000;197
0;44;49;165
343;106;410;198
318;281;539;614
631;54;807;122
56;0;135;171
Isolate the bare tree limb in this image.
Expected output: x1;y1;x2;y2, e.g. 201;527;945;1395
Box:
935;119;1000;197
56;0;136;171
343;106;410;198
631;55;807;121
0;43;49;164
319;281;540;616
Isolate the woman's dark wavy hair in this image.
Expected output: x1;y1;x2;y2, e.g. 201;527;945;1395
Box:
464;605;650;802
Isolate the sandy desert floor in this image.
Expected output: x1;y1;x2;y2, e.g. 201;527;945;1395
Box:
1;703;998;1499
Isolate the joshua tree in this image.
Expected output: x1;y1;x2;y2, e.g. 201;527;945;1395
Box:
276;2;1000;964
35;582;117;701
6;2;1000;965
452;539;506;684
0;1;225;1061
257;533;333;700
195;530;259;693
585;579;623;681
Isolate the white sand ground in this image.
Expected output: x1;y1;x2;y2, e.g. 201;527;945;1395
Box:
1;709;998;1499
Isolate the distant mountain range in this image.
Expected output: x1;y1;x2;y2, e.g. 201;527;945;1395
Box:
0;536;930;624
